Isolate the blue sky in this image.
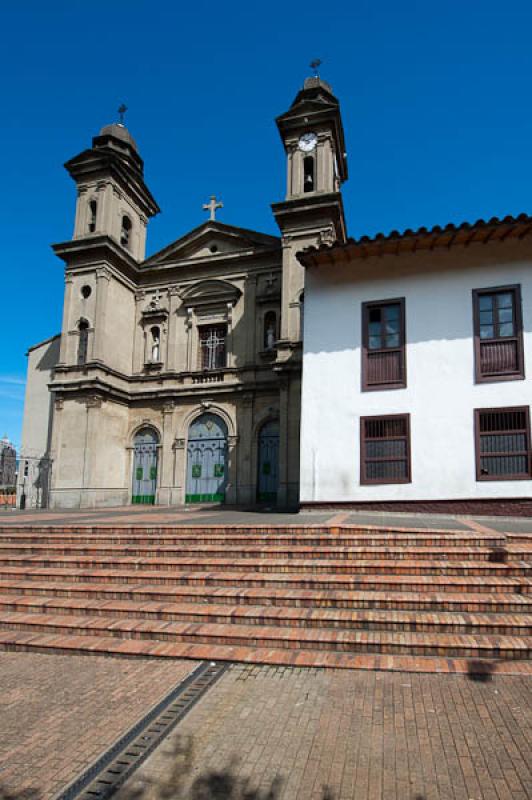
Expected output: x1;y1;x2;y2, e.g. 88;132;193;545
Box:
2;0;532;448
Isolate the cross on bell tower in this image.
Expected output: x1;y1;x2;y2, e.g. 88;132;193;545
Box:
203;195;223;221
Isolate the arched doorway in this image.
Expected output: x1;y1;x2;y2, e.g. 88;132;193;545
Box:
132;428;159;504
257;419;280;502
186;413;228;503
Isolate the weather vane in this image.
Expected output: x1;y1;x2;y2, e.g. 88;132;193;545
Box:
310;59;322;77
117;103;127;125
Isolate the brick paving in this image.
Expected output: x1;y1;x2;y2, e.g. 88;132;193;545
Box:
0;651;198;798
116;663;532;800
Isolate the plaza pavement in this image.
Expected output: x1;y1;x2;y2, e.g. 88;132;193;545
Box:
0;507;529;798
0;651;529;799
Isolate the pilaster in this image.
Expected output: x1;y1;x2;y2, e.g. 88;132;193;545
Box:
58;274;74;365
92;267;111;363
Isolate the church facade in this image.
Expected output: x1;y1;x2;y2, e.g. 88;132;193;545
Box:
19;76;348;509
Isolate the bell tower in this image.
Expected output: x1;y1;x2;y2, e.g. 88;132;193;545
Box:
65;118;159;261
272;74;348;351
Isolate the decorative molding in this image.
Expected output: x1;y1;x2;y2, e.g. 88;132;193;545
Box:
85;394;103;408
173;438;185;449
54;398;64;411
318;224;336;247
96;267;112;282
162;401;175;414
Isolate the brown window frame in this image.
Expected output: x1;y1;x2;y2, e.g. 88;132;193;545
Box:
360;413;412;485
362;298;406;391
474;406;532;481
472;285;524;383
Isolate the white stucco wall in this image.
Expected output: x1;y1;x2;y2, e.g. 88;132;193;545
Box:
300;242;532;502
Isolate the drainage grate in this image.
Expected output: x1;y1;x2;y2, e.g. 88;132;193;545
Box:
55;660;228;800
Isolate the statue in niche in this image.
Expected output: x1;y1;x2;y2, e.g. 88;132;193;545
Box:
266;322;276;350
151;327;160;362
264;312;276;350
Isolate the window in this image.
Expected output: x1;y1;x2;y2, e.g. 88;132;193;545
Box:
475;407;531;481
303;156;315;192
88;199;97;233
360;414;411;484
362;299;406;390
120;215;132;248
473;286;524;381
199;325;226;370
264;311;277;350
77;319;89;365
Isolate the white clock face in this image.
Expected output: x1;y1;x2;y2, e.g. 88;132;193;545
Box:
298;132;318;152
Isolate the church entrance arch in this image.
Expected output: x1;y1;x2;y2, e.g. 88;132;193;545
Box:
186;413;228;504
257;419;280;502
131;428;159;504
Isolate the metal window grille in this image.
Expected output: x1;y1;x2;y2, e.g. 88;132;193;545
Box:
473;286;524;380
199;325;226;371
362;299;406;389
361;414;411;484
476;407;531;480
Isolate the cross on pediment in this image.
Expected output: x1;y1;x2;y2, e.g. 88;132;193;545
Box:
203;195;223;221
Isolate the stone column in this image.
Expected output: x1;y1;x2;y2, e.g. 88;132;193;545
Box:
245;276;257;365
185;308;194;371
81;394;102;507
173;437;186;505
226;302;234;368
92;267;111;363
277;377;290;507
167;287;181;370
226;434;239;504
132;291;145;373
237;393;254;504
158;401;175;505
58;274;74;365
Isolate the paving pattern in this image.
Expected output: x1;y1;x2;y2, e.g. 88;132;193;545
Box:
115;663;532;800
0;651;198;798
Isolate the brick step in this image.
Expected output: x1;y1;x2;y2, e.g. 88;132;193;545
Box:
0;543;528;562
1;594;529;635
0;610;529;659
1;578;529;612
507;533;532;544
0;554;529;577
0;565;529;593
0;524;470;537
1;629;530;675
0;526;506;547
0;532;507;548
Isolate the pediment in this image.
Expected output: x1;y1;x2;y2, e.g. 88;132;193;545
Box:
181;279;242;307
144;221;280;267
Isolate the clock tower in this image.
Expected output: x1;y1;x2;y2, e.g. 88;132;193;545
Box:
272;74;348;350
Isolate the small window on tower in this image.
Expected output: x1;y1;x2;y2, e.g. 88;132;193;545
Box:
88;199;97;233
120;215;132;248
303;156;315;193
77;318;89;366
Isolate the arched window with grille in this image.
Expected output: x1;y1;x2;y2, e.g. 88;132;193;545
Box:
77;318;89;365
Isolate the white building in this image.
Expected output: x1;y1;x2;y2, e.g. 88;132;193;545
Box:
298;220;532;512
